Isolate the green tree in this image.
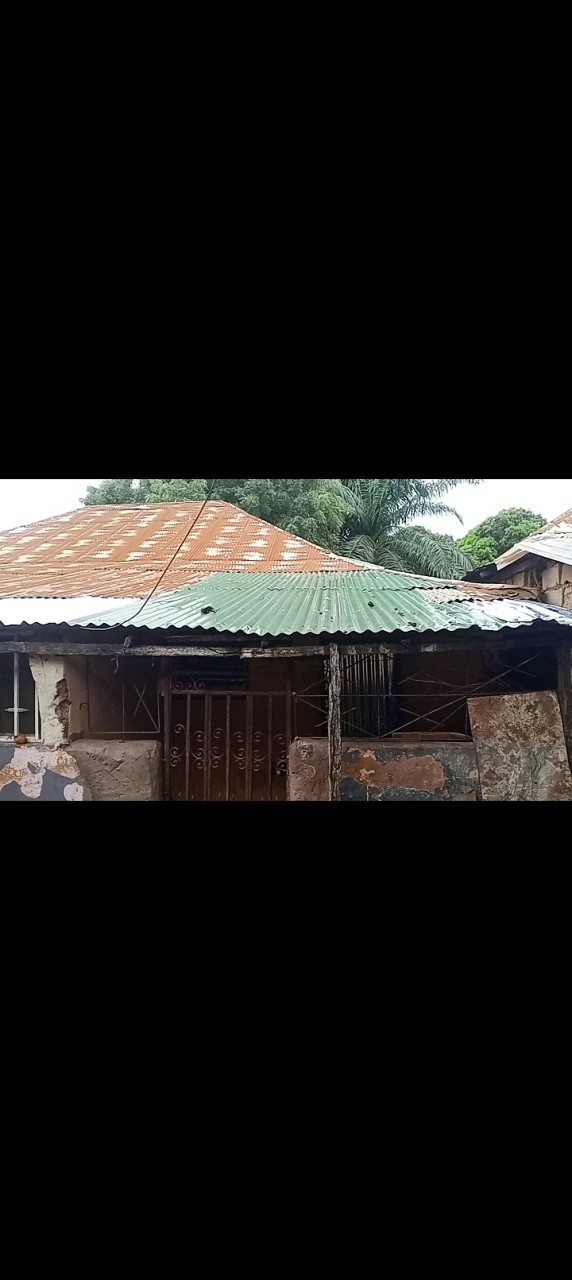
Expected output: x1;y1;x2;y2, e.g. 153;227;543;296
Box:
82;477;486;576
336;479;481;576
83;478;346;549
83;479;148;505
457;507;546;567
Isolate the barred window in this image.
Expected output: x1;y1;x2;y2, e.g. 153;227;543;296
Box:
0;653;41;739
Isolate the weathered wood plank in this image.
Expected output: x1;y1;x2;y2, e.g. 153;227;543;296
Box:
328;643;342;802
240;646;328;658
0;642;239;657
243;635;567;658
557;641;572;772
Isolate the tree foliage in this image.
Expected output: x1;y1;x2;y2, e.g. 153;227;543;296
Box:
457;507;546;567
82;476;484;577
335;479;480;576
84;478;346;550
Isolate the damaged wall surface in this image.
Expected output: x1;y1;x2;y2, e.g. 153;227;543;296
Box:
502;559;572;610
542;560;572;611
29;656;70;745
68;739;161;801
0;743;91;801
289;738;480;801
341;741;479;801
468;690;572;801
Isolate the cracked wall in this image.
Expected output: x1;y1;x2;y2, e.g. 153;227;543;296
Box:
29;656;70;746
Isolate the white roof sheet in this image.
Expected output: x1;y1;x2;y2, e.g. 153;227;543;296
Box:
0;596;141;626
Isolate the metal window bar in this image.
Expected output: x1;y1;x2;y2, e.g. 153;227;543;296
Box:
2;654;40;740
296;650;549;740
162;651;555;798
13;653;18;738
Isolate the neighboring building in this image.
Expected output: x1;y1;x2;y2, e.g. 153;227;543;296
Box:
1;501;571;801
464;508;572;609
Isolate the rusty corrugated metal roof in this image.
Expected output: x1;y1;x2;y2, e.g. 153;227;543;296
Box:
0;502;360;598
68;571;572;635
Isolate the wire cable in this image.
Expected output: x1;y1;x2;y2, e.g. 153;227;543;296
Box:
119;482;218;628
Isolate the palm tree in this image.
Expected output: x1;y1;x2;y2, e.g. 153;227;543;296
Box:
337;479;481;577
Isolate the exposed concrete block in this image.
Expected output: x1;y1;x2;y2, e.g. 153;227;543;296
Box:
68;738;162;801
542;562;561;590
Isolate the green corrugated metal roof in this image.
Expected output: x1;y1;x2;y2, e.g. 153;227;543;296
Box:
68;571;572;636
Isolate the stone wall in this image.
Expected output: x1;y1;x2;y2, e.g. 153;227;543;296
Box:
68;739;162;801
289;737;479;801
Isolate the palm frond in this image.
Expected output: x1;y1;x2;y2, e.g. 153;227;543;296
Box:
390;527;476;578
335;479;483;572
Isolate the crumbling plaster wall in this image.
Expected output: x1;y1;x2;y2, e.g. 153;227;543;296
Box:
28;657;161;799
289;738;479;801
68;739;161;801
29;656;70;746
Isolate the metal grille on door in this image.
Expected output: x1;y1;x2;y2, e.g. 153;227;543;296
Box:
166;678;292;801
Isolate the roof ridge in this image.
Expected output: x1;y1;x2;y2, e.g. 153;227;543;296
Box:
535;506;572;534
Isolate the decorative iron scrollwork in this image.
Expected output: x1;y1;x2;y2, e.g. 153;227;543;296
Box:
253;730;267;772
273;733;288;775
231;730;246;770
172;678;207;691
190;730;205;769
211;727;225;769
167;690;294;799
170;722;186;768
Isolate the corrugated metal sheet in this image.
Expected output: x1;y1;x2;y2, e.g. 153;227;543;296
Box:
68;571;572;636
0;568;208;599
0;596;140;625
512;531;572;564
496;508;572;569
0;500;360;598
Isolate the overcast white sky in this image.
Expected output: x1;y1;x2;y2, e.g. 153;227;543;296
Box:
0;478;570;535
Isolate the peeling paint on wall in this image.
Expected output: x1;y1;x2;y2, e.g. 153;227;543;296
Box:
468;691;572;801
29;656;69;745
288;738;479;801
0;743;91;800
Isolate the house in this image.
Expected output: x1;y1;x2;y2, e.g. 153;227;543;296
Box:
1;502;571;801
464;508;572;609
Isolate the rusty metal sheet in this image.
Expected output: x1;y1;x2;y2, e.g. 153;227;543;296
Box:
0;502;359;600
468;691;572;801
